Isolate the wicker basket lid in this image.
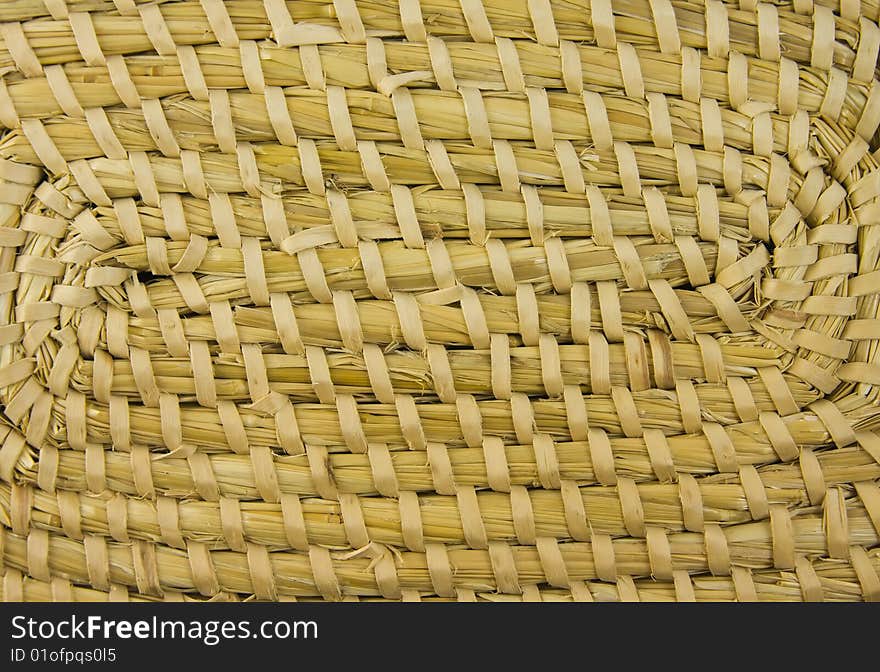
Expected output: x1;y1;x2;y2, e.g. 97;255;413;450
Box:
0;0;879;602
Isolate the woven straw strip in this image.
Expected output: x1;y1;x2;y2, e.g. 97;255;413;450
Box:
78;189;759;240
0;506;877;598
64;341;779;395
19;426;880;500
2;551;880;601
0;40;875;118
30;375;839;443
0;79;869;156
111;289;752;345
22;431;880;500
0;96;838;178
4;461;879;547
19;400;877;500
0;142;816;196
0;43;875;124
0;1;875;75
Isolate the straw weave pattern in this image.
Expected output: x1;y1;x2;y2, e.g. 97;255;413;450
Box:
0;0;879;602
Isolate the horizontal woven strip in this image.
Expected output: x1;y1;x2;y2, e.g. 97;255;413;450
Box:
0;43;874;117
0;502;878;598
3;553;880;601
5;459;880;545
17;432;880;499
0;0;877;75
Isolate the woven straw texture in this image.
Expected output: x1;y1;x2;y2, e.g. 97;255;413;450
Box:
0;0;880;603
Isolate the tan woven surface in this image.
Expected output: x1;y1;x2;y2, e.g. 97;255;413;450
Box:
0;0;879;602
